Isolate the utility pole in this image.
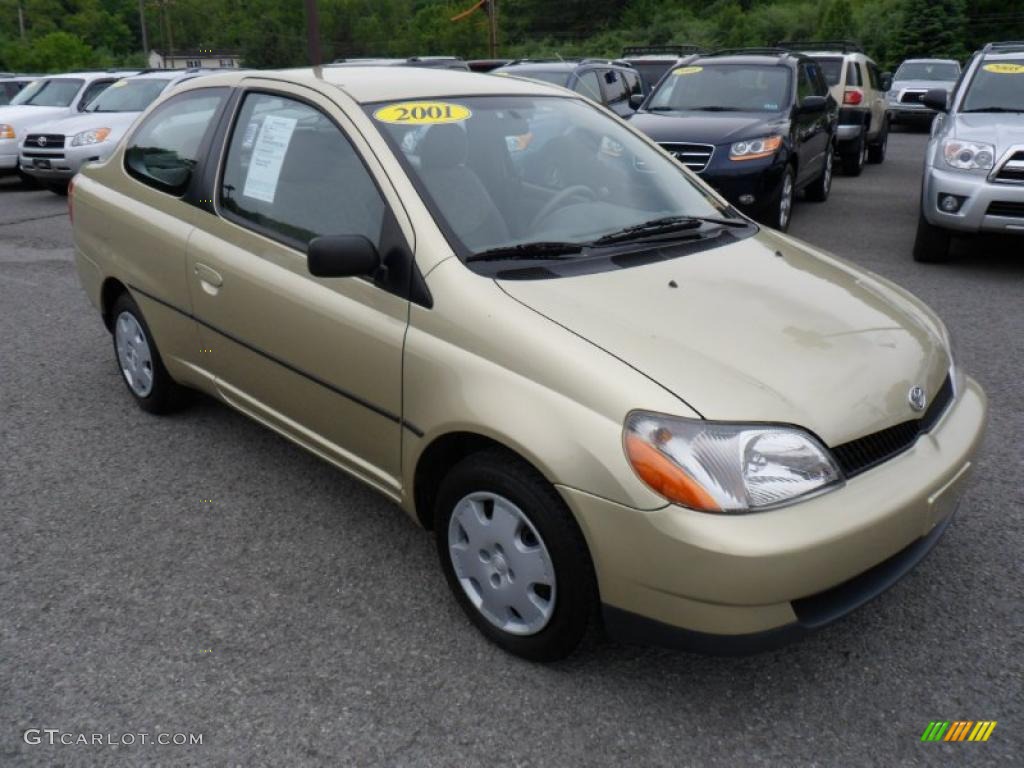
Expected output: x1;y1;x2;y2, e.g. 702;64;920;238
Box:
161;0;174;54
488;0;498;58
138;0;149;55
304;0;323;67
17;1;25;40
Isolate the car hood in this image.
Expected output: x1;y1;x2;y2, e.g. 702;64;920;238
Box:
892;79;957;93
0;105;70;131
951;113;1024;146
498;231;950;447
28;110;140;139
629;110;787;146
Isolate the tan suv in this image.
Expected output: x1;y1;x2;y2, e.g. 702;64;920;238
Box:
780;41;891;175
71;68;986;660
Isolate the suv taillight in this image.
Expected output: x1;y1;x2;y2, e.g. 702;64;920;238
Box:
68;178;75;223
843;89;863;106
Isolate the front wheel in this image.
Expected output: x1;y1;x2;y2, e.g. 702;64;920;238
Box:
434;449;597;661
764;165;796;231
805;145;833;202
912;210;952;263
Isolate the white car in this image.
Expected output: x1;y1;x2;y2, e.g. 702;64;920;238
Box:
20;70;215;193
0;71;133;183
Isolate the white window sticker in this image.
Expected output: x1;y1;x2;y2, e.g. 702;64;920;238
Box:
242;114;298;203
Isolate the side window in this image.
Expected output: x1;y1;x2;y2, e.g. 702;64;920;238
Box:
124;88;228;195
602;70;629;104
806;62;828;96
78;79;114;111
624;70;643;97
867;63;881;91
220;92;386;252
572;70;603;103
797;64;814;101
846;61;863;87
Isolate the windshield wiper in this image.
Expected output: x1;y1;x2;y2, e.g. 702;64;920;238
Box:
961;106;1023;113
465;241;584;263
591;215;749;246
688;106;745;112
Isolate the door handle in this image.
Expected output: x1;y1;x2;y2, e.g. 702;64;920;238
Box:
194;263;223;291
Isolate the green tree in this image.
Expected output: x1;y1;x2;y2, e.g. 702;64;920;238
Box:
893;0;968;62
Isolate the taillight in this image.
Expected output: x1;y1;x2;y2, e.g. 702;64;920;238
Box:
843;89;863;106
68;178;75;223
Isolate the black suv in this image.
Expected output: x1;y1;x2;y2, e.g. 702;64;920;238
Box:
493;59;643;118
629;49;838;230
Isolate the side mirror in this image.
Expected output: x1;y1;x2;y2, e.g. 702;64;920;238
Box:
922;88;950;112
629;93;645;110
798;95;827;114
307;235;380;278
880;72;893;91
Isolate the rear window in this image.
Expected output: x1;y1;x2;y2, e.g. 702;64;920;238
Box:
628;61;677;90
817;57;843;86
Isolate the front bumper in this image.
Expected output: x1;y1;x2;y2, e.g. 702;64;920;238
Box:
700;157;786;218
560;376;987;651
888;103;935;121
19;142;109;181
923;164;1024;234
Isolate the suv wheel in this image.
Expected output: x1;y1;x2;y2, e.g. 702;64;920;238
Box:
434;449;597;661
111;292;187;413
841;133;867;176
868;118;889;164
767;166;796;231
805;144;833;202
912;210;952;263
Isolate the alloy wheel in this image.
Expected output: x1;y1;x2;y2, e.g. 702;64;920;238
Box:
778;172;794;229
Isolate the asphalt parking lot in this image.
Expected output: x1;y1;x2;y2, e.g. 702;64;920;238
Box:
1;129;1021;766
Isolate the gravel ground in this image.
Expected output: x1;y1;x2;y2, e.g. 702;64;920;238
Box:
1;129;1021;766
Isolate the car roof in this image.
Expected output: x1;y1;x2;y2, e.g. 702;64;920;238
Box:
174;66;571;104
692;53;796;66
900;58;959;64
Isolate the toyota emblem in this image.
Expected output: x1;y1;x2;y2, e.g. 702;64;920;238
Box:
908;385;927;412
37;136;47;147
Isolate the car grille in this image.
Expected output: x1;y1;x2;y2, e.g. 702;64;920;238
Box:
659;142;714;173
24;133;65;149
993;151;1024;183
831;374;954;478
899;90;926;104
21;150;66;159
986;200;1024;218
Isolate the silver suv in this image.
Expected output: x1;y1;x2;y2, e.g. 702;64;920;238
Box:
887;58;961;126
914;42;1024;262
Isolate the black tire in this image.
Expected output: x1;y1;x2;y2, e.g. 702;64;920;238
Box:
762;165;796;231
110;291;186;414
840;133;867;176
16;169;39;188
434;448;598;661
867;118;889;164
47;181;69;196
805;142;833;202
912;210;952;263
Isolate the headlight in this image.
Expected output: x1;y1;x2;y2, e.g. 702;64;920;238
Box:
70;127;111;147
942;139;995;170
624;411;842;512
729;135;783;161
0;124;15;140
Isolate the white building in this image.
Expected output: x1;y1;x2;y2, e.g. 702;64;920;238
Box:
148;49;242;70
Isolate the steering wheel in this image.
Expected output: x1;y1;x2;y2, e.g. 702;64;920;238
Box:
530;185;596;230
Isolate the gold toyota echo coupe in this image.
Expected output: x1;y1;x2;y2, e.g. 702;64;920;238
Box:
70;67;987;660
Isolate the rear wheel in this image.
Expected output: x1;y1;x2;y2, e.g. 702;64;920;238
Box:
841;133;867;176
867;118;889;164
912;209;952;263
434;449;597;661
805;144;833;202
111;292;187;413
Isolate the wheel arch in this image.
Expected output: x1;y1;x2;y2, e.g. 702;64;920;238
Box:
100;277;129;332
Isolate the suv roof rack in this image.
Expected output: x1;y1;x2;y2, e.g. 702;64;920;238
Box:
776;40;863;53
983;41;1024;53
704;47;793;58
621;44;703;58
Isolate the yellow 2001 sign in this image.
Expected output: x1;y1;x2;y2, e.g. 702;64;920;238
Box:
673;66;703;76
373;102;472;125
983;63;1024;74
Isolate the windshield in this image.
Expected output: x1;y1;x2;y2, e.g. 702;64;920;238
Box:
87;78;170;112
962;59;1024;112
648;64;791;112
369;96;730;256
10;78;83;107
496;69;570;87
816;57;843;86
895;61;959;81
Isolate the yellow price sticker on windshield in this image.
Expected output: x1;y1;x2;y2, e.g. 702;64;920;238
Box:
983;63;1024;74
111;80;128;87
673;66;703;76
373;102;472;125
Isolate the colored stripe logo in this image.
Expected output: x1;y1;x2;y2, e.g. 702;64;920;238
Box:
921;721;997;742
